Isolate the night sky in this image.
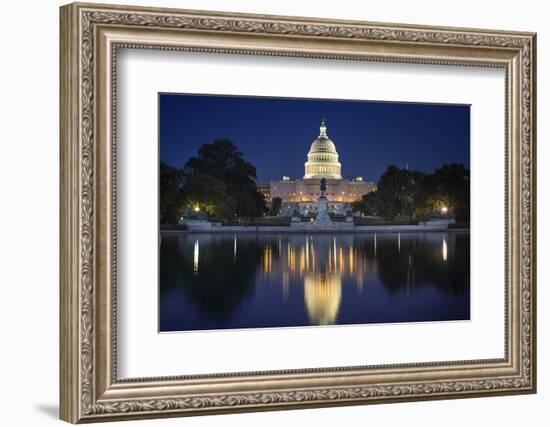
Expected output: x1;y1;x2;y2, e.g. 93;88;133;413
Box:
159;93;470;183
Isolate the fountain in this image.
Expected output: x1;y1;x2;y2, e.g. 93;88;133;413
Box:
292;178;353;230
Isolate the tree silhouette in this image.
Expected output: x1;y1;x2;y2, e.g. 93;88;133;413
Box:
183;139;266;219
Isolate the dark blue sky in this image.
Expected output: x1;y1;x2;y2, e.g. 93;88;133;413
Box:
159;93;470;183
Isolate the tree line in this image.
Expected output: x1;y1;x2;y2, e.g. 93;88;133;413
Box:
161;139;469;224
352;164;469;222
160;139;266;224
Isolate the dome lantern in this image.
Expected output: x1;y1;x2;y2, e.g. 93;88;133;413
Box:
319;118;328;137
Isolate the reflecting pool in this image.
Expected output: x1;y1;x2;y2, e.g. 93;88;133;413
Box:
159;232;470;332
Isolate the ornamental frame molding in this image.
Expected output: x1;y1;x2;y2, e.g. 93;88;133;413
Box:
60;2;536;423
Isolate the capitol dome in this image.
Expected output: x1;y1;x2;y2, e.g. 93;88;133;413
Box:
304;119;342;180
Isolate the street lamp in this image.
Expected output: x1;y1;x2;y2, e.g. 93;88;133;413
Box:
193;205;200;212
441;206;448;215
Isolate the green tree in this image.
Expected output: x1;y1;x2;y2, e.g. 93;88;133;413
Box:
375;165;425;220
271;197;282;216
182;174;236;219
358;164;469;223
428;163;470;222
352;192;384;216
363;191;386;217
183;139;266;220
351;200;362;215
159;161;185;224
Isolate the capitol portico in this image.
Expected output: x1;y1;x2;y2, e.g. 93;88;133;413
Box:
261;119;376;217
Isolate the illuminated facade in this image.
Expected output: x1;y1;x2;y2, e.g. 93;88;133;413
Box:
263;119;376;216
303;118;342;179
256;182;271;202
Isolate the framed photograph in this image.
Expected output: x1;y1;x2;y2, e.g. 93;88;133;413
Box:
60;2;537;423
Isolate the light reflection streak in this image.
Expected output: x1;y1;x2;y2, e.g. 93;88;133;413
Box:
398;233;401;253
263;245;272;274
299;247;306;275
193;240;199;274
305;236;310;270
282;271;289;299
333;237;337;271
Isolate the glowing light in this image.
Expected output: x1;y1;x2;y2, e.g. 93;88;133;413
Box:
287;242;291;268
263;245;272;274
286;242;296;273
299;247;306;275
442;238;448;261
441;206;448;214
193;240;199;274
333;237;337;271
193;205;200;212
305;237;310;270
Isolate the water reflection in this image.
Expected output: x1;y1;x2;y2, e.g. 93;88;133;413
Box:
160;232;470;332
193;240;199;274
304;271;341;325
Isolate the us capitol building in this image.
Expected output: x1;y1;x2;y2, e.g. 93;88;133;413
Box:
257;119;376;217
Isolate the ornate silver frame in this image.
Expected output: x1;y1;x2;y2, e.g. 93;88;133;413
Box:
60;2;536;423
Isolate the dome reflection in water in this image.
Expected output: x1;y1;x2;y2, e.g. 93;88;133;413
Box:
159;232;469;332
